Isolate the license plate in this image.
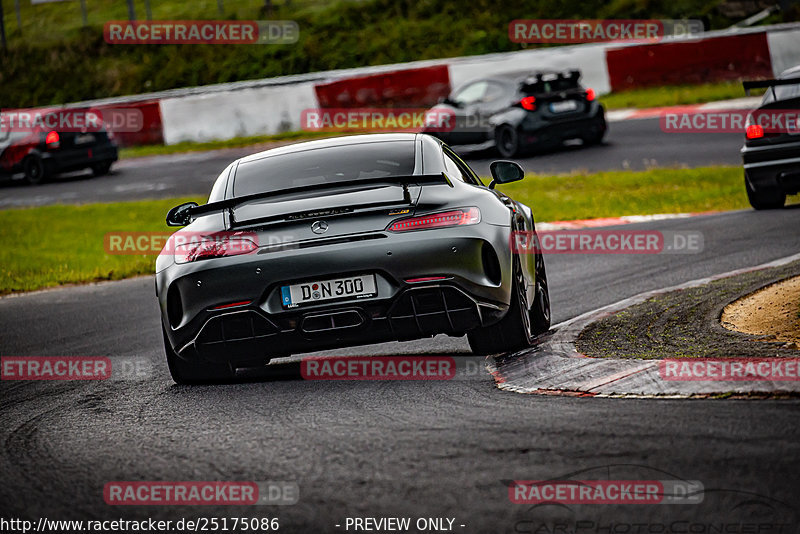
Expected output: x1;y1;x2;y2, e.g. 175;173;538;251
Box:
549;100;578;113
75;134;95;145
281;274;377;308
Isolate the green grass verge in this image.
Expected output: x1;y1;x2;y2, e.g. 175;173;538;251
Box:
0;196;201;294
599;81;766;110
498;165;749;221
0;165;750;295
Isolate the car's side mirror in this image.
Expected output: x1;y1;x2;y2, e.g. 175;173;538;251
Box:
166;202;198;227
488;160;525;189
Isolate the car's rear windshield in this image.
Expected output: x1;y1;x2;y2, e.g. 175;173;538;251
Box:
762;80;800;104
233;140;416;197
521;75;581;95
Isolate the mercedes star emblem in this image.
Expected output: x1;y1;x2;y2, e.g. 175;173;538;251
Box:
311;220;329;234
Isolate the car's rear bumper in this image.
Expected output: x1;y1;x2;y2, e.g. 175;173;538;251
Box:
741;139;800;194
157;225;514;365
518;106;606;146
178;284;506;365
44;142;118;173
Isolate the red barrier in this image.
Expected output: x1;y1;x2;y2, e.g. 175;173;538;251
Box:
1;101;163;148
606;33;773;91
96;100;163;147
314;65;451;108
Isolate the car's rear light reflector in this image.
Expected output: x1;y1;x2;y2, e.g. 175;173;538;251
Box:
746;124;764;139
405;276;449;283
387;207;481;232
586;88;596;101
212;300;253;310
520;96;537;111
45;131;59;147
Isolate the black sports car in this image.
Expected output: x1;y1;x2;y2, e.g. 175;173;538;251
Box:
425;70;606;157
741;66;800;209
157;133;551;383
0;109;118;185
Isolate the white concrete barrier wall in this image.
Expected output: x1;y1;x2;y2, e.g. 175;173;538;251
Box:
767;28;800;76
157;24;800;145
160;83;319;145
159;43;611;145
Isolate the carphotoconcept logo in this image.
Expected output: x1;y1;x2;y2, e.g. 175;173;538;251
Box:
509;19;703;44
508;465;795;534
104;20;298;44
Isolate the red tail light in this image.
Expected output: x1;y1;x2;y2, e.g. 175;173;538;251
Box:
585;88;596;101
520;96;537;111
174;237;257;264
45;131;60;147
746;124;764;139
387;207;481;232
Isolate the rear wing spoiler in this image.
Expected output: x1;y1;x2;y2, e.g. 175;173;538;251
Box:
188;173;453;218
743;76;800;96
520;70;581;90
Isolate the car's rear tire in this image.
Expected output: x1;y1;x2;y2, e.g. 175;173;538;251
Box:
163;327;235;384
583;114;607;146
23;156;49;185
746;180;785;210
468;257;535;355
92;161;113;177
530;250;551;335
495;125;521;158
582;129;605;146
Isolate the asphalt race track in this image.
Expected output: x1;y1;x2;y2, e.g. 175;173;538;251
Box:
1;206;799;530
0;117;744;208
1;111;798;530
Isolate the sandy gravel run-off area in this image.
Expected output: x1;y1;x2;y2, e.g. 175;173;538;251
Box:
722;275;800;347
